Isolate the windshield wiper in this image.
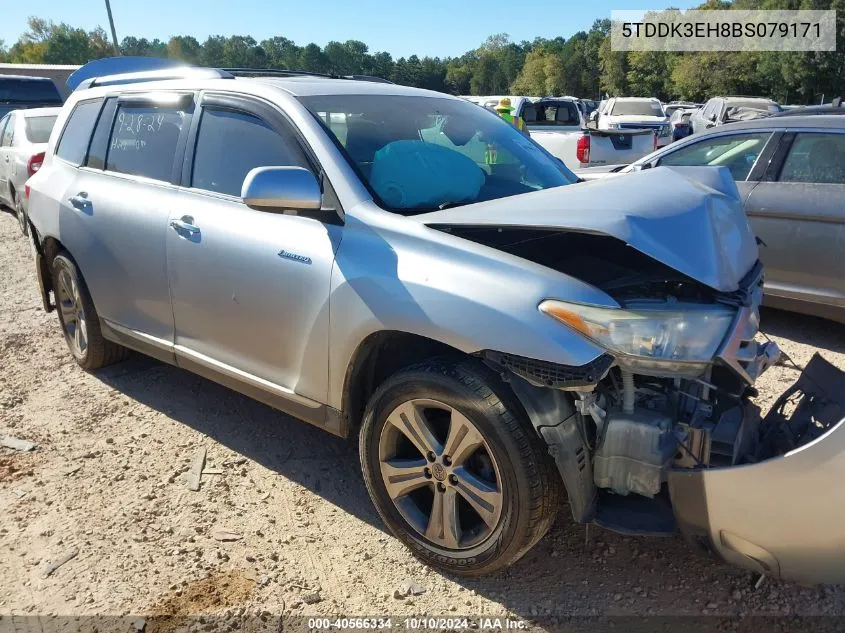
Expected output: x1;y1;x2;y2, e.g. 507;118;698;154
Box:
437;201;469;210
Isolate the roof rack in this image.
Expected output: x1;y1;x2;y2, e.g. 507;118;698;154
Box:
224;68;394;84
223;67;336;79
70;57;395;92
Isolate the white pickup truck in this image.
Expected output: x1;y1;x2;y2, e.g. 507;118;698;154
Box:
463;95;656;171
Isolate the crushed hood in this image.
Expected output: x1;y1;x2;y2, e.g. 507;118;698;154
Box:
415;166;759;293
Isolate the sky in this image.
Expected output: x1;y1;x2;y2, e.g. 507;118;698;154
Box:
2;0;703;59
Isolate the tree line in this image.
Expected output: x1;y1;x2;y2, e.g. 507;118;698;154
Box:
1;0;843;104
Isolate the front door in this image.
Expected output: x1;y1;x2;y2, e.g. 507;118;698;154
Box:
744;131;845;313
166;94;340;420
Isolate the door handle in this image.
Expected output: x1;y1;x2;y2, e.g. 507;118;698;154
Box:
170;217;201;236
68;192;89;210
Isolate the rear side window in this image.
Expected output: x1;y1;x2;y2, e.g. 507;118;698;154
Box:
56;100;102;165
24;115;58;144
778;133;845;184
191;108;308;197
106;104;187;182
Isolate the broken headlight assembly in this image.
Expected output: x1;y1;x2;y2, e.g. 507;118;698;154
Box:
539;299;735;371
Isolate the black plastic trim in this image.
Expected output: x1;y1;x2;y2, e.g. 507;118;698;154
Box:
484;350;613;389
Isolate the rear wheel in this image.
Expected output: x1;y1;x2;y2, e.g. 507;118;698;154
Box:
359;359;560;576
51;253;128;370
14;190;27;237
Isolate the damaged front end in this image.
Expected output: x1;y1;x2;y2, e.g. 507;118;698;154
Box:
484;259;782;529
424;167;845;582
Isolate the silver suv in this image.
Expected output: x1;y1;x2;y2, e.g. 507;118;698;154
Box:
26;64;845;583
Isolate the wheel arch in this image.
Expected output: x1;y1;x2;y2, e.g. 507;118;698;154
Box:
341;330;469;433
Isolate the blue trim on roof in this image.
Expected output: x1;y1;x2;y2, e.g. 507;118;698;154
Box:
67;57;186;90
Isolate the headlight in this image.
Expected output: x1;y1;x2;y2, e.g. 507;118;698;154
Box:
539;300;735;363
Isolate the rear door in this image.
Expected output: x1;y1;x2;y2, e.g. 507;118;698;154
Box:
57;93;193;357
744;130;845;314
166;92;340;414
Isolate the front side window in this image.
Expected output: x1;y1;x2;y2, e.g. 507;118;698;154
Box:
56;99;102;165
778;133;845;185
657;132;772;181
0;114;13;147
298;94;576;214
24;115;58;144
106;104;186;181
191;108;308;197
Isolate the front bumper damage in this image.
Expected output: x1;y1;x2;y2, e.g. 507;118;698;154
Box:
669;353;845;583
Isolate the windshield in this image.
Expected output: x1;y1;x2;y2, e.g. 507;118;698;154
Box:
24;115;57;143
298;94;577;214
610;100;665;117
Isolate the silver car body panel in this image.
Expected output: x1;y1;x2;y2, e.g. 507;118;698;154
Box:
669;414;845;584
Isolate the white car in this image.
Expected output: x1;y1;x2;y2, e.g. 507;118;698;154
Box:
0;106;61;235
597;97;671;148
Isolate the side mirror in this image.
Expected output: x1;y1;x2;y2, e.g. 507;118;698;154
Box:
242;166;322;213
589;110;598;122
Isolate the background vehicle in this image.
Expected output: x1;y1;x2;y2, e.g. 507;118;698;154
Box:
576;115;845;322
25;60;841;585
466;95;655;170
595;97;671;148
690;96;782;134
0;106;60;235
663;101;702;117
668;107;697;142
0;75;63;118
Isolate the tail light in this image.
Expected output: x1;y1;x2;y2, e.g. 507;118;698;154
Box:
25;185;30;199
27;151;45;178
653;131;659;150
576;134;590;164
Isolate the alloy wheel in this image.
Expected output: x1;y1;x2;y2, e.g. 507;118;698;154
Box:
55;267;88;357
378;398;504;550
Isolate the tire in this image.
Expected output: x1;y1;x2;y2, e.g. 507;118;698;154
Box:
359;358;560;576
51;253;129;370
14;190;28;237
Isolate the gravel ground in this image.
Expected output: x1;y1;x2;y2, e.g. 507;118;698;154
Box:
1;208;844;628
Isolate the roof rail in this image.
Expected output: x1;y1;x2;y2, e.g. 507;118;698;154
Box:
224;68;394;84
77;67;233;90
223;67;335;79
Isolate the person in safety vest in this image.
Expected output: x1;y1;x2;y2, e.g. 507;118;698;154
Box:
494;97;529;136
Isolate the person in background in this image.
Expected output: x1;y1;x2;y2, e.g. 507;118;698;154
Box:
495;98;529;136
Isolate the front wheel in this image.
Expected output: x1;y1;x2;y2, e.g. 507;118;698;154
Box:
359;359;560;576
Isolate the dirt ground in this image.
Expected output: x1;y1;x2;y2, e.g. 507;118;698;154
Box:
1;208;844;627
